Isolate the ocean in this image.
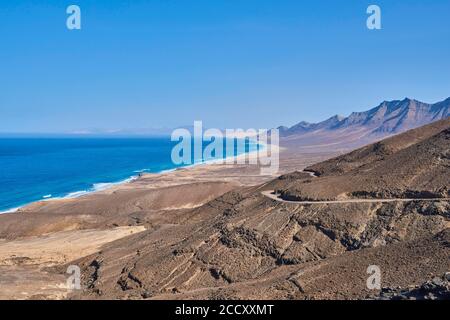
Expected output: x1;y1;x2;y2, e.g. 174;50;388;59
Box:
0;137;258;213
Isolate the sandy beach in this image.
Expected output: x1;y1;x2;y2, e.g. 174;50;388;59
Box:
0;141;338;299
3;120;447;300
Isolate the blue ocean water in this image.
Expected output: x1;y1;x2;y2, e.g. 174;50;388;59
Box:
0;137;258;212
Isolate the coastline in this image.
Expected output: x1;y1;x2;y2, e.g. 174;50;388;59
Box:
0;140;272;215
0;176;140;215
1;119;449;300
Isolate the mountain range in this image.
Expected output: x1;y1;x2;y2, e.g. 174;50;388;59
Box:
1;99;449;300
279;97;450;137
278;97;450;153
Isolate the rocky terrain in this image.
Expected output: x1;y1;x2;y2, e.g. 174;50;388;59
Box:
374;273;450;300
63;118;448;300
68;195;449;300
277;118;450;201
0;117;448;300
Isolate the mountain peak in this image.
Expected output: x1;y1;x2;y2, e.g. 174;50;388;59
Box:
320;114;344;126
331;114;345;121
280;97;450;137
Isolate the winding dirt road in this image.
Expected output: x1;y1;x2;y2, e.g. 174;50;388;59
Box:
262;169;450;204
261;190;450;204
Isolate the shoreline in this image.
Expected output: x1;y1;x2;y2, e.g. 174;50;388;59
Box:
0;175;140;215
0;141;273;215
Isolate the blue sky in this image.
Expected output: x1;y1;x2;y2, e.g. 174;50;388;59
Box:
1;0;449;133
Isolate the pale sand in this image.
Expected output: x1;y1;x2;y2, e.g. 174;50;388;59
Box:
9;143;284;212
3;143;279;211
1;122;447;299
0;226;146;267
0;142;336;300
0;226;146;300
0;266;69;300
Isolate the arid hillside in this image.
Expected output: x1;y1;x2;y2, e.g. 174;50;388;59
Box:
0;119;448;300
63;119;449;300
307;118;450;176
277;118;450;201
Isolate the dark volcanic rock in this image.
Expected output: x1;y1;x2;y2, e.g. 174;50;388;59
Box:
375;274;450;300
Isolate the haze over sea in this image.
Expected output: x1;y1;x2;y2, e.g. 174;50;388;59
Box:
0;137;258;213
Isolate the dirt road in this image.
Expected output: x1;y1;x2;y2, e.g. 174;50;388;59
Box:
261;190;450;204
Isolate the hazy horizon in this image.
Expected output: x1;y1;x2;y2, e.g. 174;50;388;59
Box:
1;96;448;136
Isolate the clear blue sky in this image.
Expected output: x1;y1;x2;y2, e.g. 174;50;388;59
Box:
1;0;449;133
